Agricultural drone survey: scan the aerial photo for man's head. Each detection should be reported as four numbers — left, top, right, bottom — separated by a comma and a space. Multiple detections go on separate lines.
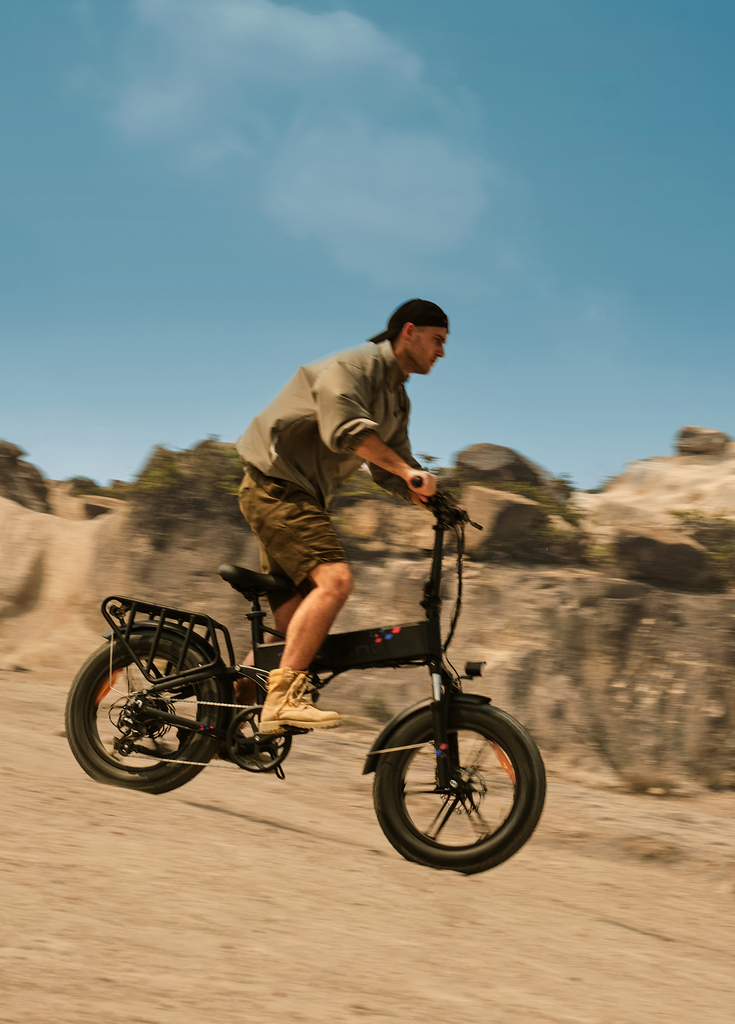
368, 298, 449, 376
368, 298, 449, 344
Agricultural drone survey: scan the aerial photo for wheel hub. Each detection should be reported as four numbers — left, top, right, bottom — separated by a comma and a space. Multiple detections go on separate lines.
449, 767, 488, 814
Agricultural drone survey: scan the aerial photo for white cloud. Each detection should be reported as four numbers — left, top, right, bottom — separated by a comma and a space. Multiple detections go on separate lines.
110, 0, 488, 280
116, 0, 420, 138
265, 115, 486, 273
136, 0, 417, 74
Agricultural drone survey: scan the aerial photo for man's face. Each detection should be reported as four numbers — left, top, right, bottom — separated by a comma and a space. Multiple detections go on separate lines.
403, 324, 447, 375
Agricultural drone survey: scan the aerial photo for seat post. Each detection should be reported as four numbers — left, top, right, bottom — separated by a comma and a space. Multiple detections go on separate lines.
245, 595, 267, 648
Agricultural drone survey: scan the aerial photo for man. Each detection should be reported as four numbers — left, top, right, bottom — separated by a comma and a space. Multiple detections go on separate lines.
236, 298, 449, 733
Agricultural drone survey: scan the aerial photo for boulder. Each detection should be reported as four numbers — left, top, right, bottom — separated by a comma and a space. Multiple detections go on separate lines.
615, 528, 709, 587
455, 443, 547, 487
335, 499, 435, 557
676, 426, 731, 455
0, 441, 49, 514
462, 486, 542, 557
456, 442, 572, 502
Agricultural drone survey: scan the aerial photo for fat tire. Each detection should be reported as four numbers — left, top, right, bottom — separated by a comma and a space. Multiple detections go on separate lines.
373, 703, 545, 874
65, 634, 227, 794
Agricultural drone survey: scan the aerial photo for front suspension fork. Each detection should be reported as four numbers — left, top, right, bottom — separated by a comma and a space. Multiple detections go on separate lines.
430, 671, 456, 790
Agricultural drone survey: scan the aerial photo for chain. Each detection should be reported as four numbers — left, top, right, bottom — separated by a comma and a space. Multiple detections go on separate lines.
177, 699, 251, 708
109, 693, 253, 709
122, 750, 240, 768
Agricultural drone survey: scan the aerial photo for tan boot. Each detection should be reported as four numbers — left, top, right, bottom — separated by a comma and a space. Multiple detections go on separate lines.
259, 668, 342, 734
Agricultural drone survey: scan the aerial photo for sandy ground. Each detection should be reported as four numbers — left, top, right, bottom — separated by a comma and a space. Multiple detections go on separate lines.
2, 667, 734, 1024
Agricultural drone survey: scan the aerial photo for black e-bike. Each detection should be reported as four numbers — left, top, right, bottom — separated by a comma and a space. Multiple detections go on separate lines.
65, 489, 546, 874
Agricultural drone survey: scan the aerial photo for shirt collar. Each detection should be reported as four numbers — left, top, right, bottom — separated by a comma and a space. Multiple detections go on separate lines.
376, 339, 408, 389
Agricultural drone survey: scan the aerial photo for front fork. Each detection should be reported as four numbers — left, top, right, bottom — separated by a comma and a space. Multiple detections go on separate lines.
430, 670, 457, 790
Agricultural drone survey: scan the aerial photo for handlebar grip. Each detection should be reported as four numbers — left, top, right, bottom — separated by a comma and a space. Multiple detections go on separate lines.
410, 475, 423, 489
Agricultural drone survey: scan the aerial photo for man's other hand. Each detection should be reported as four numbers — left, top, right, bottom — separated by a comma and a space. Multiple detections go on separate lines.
406, 470, 437, 504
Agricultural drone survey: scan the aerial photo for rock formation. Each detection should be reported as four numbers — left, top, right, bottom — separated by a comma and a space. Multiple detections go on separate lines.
576, 428, 735, 523
676, 425, 731, 455
455, 442, 567, 498
462, 486, 543, 553
1, 431, 734, 790
0, 442, 49, 513
615, 529, 709, 588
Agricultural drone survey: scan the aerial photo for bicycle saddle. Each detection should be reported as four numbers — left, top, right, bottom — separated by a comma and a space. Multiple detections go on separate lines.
218, 563, 296, 596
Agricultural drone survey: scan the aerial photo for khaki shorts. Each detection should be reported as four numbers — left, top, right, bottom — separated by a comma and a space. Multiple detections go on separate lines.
238, 468, 348, 603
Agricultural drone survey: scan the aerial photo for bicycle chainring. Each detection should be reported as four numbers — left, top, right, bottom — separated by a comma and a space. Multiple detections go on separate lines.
225, 705, 293, 773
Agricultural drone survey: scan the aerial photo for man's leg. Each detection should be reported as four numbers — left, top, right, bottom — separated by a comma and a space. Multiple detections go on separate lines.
280, 562, 353, 669
259, 562, 353, 733
235, 594, 302, 701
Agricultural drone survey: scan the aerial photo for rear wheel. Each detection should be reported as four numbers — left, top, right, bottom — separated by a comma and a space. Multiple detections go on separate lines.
373, 703, 545, 874
65, 633, 226, 794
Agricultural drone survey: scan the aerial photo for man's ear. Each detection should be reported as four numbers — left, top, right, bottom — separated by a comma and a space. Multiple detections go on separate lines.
402, 322, 417, 340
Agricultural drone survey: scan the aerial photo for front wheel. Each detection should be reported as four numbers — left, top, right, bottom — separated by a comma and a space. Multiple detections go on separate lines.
65, 633, 227, 795
373, 703, 545, 874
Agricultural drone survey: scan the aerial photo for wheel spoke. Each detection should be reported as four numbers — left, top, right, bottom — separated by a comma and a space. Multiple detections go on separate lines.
460, 739, 486, 773
425, 795, 460, 839
463, 803, 495, 839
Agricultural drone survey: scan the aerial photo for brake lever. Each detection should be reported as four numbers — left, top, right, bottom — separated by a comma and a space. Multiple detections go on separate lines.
425, 489, 483, 530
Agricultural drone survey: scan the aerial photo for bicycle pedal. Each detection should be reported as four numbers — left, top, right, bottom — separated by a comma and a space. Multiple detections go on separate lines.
282, 725, 311, 735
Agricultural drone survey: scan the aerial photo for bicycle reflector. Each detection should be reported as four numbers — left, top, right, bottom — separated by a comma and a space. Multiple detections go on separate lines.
464, 661, 485, 678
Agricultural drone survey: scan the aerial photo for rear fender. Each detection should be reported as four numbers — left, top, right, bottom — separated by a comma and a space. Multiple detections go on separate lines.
362, 692, 492, 775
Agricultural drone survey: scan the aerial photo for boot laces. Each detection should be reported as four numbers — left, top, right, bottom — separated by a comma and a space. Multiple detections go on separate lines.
288, 674, 315, 706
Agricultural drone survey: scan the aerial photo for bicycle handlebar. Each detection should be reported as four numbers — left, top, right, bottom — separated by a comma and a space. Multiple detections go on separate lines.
409, 475, 481, 530
424, 489, 482, 530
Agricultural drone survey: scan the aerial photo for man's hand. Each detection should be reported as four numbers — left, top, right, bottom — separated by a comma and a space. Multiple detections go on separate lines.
405, 469, 437, 504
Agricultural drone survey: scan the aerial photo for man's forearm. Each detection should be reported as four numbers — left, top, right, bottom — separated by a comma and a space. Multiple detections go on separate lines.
354, 431, 415, 481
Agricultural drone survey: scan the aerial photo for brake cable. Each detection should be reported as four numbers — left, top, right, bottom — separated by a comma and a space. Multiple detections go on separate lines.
442, 518, 465, 655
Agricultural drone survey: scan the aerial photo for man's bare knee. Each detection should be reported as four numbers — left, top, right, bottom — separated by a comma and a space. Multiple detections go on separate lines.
309, 562, 354, 603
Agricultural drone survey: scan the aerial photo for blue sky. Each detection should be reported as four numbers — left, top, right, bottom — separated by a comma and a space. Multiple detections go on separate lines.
1, 0, 734, 489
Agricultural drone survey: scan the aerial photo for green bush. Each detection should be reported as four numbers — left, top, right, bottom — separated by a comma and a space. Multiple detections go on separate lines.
64, 476, 132, 500
331, 469, 396, 507
129, 441, 245, 549
670, 510, 735, 590
331, 457, 455, 510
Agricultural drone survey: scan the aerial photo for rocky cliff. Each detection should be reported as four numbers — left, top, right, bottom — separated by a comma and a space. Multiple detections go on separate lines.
1, 431, 734, 791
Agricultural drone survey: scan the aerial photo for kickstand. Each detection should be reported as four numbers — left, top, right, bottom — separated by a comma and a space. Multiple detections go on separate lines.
274, 764, 286, 781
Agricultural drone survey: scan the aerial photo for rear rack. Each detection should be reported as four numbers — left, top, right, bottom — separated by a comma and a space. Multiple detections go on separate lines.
101, 596, 236, 687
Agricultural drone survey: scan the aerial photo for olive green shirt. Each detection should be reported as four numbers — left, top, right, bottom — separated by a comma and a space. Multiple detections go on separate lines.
237, 340, 420, 507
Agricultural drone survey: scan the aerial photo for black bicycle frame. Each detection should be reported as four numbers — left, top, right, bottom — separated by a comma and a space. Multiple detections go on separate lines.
99, 501, 462, 784
248, 512, 458, 785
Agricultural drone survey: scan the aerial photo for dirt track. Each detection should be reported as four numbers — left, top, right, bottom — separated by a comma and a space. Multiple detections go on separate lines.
2, 668, 734, 1024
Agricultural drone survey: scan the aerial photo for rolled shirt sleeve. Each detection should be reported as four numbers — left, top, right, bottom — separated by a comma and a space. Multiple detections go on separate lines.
239, 340, 420, 507
312, 359, 380, 453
